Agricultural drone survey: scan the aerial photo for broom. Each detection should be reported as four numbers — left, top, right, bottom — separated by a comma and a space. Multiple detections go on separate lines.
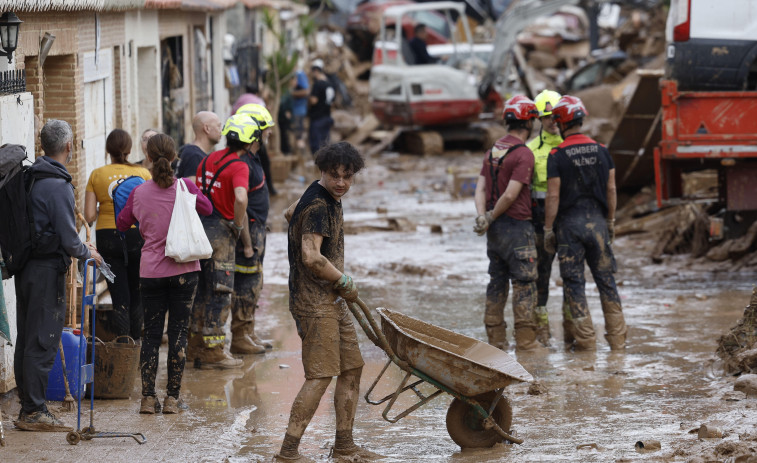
59, 337, 76, 411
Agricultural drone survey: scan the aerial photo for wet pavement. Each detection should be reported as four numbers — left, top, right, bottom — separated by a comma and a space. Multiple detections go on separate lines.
1, 151, 755, 462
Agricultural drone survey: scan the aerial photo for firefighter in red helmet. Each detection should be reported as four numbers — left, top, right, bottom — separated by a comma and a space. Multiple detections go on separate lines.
473, 95, 544, 352
544, 95, 627, 351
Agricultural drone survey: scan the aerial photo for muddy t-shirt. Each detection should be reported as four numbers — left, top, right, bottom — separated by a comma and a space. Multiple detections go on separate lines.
288, 181, 344, 318
547, 133, 614, 216
479, 134, 534, 221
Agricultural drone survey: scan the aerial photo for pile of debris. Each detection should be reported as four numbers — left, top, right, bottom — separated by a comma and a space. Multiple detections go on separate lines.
716, 288, 757, 375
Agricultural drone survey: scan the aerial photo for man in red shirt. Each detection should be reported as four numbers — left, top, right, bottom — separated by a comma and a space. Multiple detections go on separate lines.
190, 114, 257, 369
473, 95, 542, 352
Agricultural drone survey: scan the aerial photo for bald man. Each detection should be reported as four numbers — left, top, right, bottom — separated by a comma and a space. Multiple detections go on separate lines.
177, 111, 223, 182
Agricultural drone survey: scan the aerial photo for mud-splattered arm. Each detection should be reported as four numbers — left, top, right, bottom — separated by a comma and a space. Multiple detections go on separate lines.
490, 179, 523, 221
474, 175, 487, 216
544, 177, 560, 229
301, 233, 342, 282
606, 168, 616, 221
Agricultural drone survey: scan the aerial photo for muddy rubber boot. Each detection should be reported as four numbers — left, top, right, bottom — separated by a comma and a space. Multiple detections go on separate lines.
571, 317, 597, 351
605, 334, 626, 351
485, 323, 508, 350
194, 346, 243, 369
533, 306, 551, 347
230, 331, 266, 355
514, 327, 547, 352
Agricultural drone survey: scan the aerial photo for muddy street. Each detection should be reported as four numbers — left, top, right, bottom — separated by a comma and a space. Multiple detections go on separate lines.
1, 151, 755, 462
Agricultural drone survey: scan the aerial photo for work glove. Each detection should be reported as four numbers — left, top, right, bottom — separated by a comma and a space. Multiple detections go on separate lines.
473, 211, 494, 236
544, 227, 556, 255
334, 273, 359, 303
607, 219, 616, 244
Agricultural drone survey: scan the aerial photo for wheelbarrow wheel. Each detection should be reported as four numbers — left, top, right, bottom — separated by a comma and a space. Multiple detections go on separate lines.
66, 431, 81, 445
445, 391, 513, 449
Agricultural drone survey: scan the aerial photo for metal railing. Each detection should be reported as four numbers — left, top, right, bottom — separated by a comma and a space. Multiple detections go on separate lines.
0, 70, 25, 96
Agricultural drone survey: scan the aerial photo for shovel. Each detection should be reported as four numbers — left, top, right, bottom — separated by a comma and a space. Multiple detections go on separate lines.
59, 338, 76, 412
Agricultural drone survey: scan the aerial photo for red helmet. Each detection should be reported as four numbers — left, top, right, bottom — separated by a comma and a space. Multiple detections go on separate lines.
551, 95, 588, 124
503, 95, 539, 121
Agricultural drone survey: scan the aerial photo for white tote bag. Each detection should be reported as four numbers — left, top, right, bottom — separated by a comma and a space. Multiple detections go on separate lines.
165, 179, 213, 262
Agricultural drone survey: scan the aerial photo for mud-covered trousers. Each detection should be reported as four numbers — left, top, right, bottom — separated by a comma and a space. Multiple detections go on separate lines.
96, 228, 143, 340
192, 215, 237, 346
14, 258, 66, 413
140, 272, 198, 398
556, 200, 627, 349
484, 215, 538, 342
232, 220, 266, 333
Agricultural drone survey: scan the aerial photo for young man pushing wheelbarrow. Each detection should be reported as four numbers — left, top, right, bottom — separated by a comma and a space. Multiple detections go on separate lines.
276, 141, 381, 461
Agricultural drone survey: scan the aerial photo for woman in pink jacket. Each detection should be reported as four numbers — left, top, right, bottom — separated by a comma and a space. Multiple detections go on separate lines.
117, 134, 212, 414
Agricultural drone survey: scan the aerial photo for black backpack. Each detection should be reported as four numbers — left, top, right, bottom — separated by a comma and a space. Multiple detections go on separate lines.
0, 145, 66, 279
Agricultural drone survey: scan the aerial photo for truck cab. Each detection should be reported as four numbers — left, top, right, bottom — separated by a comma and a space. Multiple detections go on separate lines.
666, 0, 757, 90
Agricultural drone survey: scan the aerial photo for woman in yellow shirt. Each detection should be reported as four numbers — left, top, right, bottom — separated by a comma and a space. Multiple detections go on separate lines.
85, 129, 152, 342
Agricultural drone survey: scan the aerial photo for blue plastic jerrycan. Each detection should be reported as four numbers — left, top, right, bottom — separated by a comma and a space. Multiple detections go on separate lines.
46, 328, 86, 401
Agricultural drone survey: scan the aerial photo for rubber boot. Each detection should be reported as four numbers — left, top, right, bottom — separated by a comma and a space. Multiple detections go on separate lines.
562, 300, 575, 346
230, 327, 266, 355
485, 323, 508, 350
195, 335, 243, 369
514, 327, 546, 352
603, 301, 627, 351
571, 316, 597, 351
533, 306, 551, 347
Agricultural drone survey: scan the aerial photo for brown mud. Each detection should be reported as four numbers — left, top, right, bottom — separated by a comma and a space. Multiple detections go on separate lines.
0, 151, 754, 461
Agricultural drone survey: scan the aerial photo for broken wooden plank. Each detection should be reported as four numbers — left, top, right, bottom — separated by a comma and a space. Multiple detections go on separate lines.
346, 114, 380, 145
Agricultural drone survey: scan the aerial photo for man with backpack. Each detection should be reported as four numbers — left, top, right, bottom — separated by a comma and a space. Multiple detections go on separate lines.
189, 114, 256, 369
473, 96, 543, 352
9, 120, 102, 431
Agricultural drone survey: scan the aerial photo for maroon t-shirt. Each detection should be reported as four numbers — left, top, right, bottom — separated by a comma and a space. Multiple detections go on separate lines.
479, 134, 534, 221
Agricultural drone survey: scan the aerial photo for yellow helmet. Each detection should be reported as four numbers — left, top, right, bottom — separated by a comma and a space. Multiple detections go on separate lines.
236, 103, 275, 130
222, 113, 261, 144
534, 89, 562, 117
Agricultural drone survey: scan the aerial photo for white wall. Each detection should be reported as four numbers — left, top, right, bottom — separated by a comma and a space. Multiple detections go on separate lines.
0, 91, 34, 392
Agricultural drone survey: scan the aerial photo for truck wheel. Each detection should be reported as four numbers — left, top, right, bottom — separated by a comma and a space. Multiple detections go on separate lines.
445, 391, 513, 449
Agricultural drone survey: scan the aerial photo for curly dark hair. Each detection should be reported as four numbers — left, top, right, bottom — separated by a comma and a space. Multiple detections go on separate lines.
314, 141, 365, 176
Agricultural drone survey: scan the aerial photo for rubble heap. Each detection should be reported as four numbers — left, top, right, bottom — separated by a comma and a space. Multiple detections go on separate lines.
717, 288, 757, 375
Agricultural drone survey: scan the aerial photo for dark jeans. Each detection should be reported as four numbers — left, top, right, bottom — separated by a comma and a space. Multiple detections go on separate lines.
484, 216, 538, 330
232, 220, 266, 332
97, 228, 143, 340
140, 272, 199, 398
14, 259, 66, 413
192, 215, 236, 338
532, 199, 557, 307
308, 116, 333, 155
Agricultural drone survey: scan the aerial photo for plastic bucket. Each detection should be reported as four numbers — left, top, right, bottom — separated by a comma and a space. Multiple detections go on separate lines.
92, 336, 140, 399
46, 329, 86, 401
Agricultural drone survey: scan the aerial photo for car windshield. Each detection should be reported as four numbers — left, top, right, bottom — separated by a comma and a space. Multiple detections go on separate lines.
408, 10, 451, 39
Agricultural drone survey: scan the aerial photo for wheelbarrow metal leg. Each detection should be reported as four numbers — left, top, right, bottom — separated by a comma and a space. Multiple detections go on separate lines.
487, 388, 505, 416
382, 370, 444, 423
366, 359, 425, 406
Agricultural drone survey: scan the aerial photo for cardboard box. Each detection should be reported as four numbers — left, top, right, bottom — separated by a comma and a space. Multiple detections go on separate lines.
451, 170, 479, 198
270, 156, 293, 183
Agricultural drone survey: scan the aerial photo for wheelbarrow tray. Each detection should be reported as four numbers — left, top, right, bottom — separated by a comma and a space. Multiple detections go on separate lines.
378, 308, 533, 397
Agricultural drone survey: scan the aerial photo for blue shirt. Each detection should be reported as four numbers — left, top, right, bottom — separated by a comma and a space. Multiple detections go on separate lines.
293, 71, 309, 117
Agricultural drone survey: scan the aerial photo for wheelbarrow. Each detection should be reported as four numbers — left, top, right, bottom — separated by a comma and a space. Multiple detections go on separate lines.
348, 298, 533, 448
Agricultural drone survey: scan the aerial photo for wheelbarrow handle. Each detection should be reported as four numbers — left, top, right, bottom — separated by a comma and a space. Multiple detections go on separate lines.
350, 298, 405, 368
